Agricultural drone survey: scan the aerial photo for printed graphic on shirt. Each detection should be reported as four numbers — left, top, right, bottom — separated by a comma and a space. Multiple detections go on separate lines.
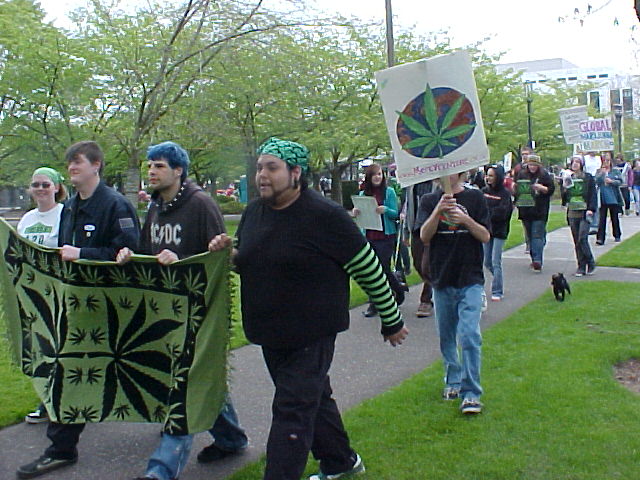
438, 203, 469, 233
151, 222, 182, 247
23, 222, 53, 245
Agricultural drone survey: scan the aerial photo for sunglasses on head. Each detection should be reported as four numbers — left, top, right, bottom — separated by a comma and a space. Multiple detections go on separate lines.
31, 182, 52, 188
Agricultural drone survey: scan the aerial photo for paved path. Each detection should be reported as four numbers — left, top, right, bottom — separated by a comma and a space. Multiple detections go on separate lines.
2, 215, 640, 480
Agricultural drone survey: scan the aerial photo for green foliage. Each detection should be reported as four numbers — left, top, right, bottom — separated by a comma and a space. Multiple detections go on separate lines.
219, 201, 245, 215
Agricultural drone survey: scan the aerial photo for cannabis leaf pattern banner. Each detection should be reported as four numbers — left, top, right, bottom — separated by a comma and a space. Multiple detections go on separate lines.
0, 219, 230, 435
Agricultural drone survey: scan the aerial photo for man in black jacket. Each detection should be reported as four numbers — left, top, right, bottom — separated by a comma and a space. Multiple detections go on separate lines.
514, 155, 556, 272
18, 141, 140, 479
117, 141, 247, 480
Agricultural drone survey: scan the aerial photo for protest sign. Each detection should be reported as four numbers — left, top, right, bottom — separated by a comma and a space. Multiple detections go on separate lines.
375, 51, 489, 188
558, 105, 588, 145
0, 219, 229, 434
576, 117, 615, 151
351, 195, 383, 231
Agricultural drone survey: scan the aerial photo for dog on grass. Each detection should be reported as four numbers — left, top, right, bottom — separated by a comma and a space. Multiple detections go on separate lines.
551, 273, 571, 302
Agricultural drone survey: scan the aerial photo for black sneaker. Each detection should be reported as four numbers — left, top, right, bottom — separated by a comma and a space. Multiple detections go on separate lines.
24, 407, 48, 424
362, 304, 377, 317
586, 264, 596, 275
197, 443, 239, 463
17, 455, 77, 479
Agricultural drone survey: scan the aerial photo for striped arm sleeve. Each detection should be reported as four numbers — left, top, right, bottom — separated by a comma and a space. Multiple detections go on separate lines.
343, 243, 404, 336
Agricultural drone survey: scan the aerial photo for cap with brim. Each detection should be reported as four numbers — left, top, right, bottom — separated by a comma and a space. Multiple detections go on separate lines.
527, 155, 542, 165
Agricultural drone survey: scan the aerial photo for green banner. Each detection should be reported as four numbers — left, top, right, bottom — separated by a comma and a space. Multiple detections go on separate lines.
0, 219, 230, 435
516, 179, 535, 208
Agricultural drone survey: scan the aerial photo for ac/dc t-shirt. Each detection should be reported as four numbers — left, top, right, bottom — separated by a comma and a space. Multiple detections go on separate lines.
416, 187, 490, 289
234, 188, 367, 349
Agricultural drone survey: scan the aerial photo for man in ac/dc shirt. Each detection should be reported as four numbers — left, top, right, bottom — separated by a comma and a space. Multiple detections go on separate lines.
117, 141, 248, 480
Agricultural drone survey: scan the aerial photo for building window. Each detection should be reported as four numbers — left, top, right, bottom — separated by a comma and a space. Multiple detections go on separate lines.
623, 89, 633, 113
589, 91, 600, 112
599, 74, 609, 78
610, 89, 621, 107
587, 75, 597, 79
569, 76, 578, 80
557, 78, 566, 81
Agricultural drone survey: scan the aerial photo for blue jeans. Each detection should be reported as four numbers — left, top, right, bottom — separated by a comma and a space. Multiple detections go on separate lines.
522, 219, 546, 264
433, 284, 483, 400
483, 237, 505, 297
146, 397, 248, 480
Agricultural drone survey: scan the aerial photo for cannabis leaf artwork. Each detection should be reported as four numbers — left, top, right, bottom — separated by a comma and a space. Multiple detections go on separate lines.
0, 222, 231, 434
396, 83, 476, 159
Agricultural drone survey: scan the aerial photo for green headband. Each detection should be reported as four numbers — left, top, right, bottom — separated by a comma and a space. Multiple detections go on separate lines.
257, 137, 309, 173
33, 167, 64, 185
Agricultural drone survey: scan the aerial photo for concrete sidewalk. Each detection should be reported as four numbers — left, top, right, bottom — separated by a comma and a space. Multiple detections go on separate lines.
2, 215, 640, 480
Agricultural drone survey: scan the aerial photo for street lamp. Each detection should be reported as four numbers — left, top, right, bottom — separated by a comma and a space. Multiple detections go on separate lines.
613, 103, 623, 153
525, 82, 534, 149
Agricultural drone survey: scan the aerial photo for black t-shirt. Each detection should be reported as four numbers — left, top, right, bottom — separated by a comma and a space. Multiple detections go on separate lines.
417, 187, 490, 289
235, 189, 367, 349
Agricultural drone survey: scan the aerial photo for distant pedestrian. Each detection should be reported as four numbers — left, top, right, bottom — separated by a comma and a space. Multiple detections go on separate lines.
632, 159, 640, 216
614, 153, 632, 215
561, 156, 597, 276
514, 155, 555, 272
208, 137, 408, 480
353, 163, 405, 317
418, 171, 490, 414
595, 155, 623, 245
481, 165, 513, 301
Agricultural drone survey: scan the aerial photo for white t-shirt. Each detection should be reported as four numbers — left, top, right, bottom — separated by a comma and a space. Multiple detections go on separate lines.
17, 204, 64, 247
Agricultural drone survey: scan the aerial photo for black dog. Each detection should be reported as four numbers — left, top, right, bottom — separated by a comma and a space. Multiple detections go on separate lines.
551, 273, 571, 302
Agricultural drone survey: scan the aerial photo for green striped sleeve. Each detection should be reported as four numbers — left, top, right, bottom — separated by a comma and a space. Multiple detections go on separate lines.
344, 243, 403, 334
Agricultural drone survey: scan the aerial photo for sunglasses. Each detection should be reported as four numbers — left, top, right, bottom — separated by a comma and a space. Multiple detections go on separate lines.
31, 182, 52, 188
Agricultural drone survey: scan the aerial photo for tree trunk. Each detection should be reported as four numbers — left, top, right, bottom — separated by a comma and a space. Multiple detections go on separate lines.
330, 167, 343, 206
123, 166, 141, 208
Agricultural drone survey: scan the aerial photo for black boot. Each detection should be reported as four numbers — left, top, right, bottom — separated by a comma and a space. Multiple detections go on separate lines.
363, 304, 377, 317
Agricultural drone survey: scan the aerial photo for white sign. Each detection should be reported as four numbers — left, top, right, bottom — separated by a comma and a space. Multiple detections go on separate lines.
351, 196, 383, 231
375, 51, 489, 187
558, 105, 588, 144
576, 117, 615, 152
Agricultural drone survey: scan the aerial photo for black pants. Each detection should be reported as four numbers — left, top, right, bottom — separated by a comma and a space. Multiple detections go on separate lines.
262, 336, 355, 480
369, 236, 403, 298
45, 422, 85, 460
410, 231, 433, 305
597, 204, 621, 243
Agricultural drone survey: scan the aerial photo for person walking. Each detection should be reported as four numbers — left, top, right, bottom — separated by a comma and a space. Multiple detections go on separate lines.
116, 141, 248, 480
632, 159, 640, 216
17, 167, 67, 425
514, 154, 555, 272
481, 165, 512, 301
17, 141, 140, 479
353, 163, 405, 317
595, 155, 623, 245
208, 137, 408, 480
418, 171, 490, 414
561, 156, 597, 276
614, 153, 632, 215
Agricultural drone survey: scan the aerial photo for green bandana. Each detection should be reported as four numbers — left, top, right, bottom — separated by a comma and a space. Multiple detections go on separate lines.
257, 137, 309, 173
33, 167, 64, 185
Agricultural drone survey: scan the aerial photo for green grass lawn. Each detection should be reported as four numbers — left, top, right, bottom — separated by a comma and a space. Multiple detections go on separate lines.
0, 211, 570, 428
596, 231, 640, 268
503, 210, 567, 251
227, 281, 640, 479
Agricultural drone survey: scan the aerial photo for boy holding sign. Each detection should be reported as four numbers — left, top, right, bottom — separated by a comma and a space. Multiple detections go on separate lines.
418, 171, 490, 414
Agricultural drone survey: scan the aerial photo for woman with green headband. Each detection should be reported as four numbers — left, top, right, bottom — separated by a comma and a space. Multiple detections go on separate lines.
17, 167, 67, 425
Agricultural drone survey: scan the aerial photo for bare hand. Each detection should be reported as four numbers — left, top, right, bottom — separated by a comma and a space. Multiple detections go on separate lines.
116, 247, 134, 265
59, 245, 81, 262
436, 193, 457, 215
447, 206, 470, 226
352, 208, 361, 217
157, 249, 179, 265
208, 233, 232, 252
605, 177, 613, 185
375, 205, 386, 215
384, 326, 409, 347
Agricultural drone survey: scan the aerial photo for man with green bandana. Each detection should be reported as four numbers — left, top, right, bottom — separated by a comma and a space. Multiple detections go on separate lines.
208, 137, 408, 480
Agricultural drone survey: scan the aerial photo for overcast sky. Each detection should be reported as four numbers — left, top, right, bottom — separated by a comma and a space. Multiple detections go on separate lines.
39, 0, 640, 73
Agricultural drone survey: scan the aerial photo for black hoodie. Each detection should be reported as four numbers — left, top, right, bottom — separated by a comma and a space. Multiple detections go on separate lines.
141, 179, 225, 258
481, 166, 513, 239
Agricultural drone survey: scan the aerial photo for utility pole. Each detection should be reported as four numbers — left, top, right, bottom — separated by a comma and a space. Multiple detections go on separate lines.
525, 82, 533, 149
385, 0, 395, 68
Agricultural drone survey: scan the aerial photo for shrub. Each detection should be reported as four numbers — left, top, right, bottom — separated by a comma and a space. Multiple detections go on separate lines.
219, 200, 245, 215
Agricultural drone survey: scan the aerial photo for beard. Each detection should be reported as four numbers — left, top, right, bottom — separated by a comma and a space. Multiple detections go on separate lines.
262, 172, 298, 206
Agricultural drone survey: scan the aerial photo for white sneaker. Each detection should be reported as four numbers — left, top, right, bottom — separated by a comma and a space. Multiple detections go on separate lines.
481, 291, 488, 312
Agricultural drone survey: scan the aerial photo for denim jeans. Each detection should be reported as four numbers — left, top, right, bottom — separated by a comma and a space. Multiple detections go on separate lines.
522, 219, 546, 264
633, 186, 640, 215
433, 284, 483, 400
146, 397, 248, 480
483, 237, 505, 297
568, 215, 594, 272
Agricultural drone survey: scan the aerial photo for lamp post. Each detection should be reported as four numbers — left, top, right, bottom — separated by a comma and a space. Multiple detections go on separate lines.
385, 0, 395, 68
613, 103, 623, 154
525, 82, 534, 148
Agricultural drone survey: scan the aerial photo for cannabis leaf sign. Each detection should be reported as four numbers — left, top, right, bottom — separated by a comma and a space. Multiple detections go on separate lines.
0, 223, 230, 435
396, 83, 476, 159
